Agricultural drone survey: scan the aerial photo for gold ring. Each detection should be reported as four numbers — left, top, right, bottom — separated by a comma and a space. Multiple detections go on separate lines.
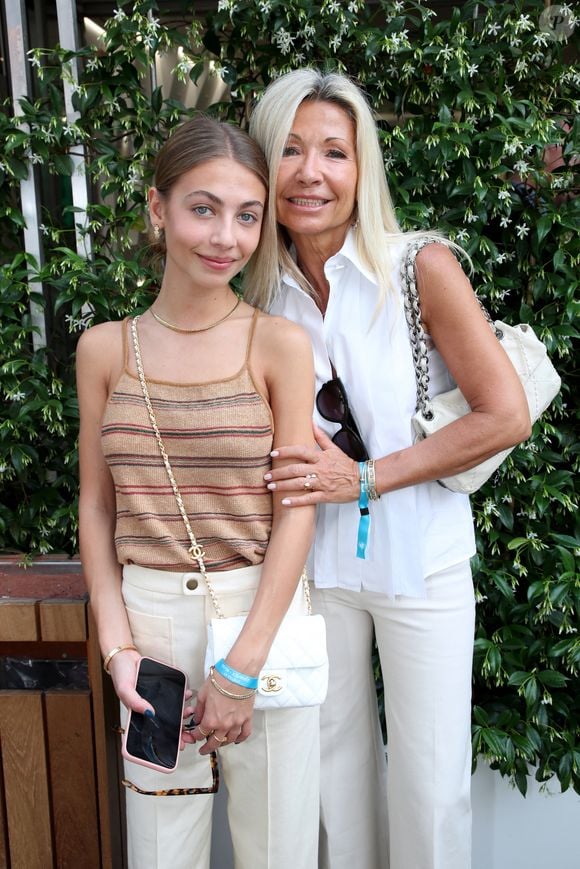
212, 733, 228, 744
198, 725, 212, 738
303, 473, 316, 490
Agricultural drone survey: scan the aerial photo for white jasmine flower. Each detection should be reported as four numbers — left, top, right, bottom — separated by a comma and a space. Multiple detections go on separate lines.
498, 189, 511, 201
487, 22, 501, 37
113, 8, 127, 21
513, 160, 529, 174
516, 223, 530, 238
515, 58, 528, 76
11, 391, 26, 402
274, 28, 295, 54
467, 63, 479, 76
515, 13, 533, 33
437, 45, 454, 62
504, 138, 522, 156
499, 216, 511, 229
329, 35, 342, 52
456, 228, 469, 243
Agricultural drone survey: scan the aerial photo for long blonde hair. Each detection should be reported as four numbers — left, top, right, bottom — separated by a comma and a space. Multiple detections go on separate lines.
246, 68, 445, 310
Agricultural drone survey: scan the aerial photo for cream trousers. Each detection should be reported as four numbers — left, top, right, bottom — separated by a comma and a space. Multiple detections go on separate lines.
121, 564, 319, 869
314, 559, 475, 869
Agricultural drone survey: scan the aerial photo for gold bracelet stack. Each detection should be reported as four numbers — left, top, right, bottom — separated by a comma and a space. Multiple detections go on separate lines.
360, 460, 380, 501
209, 666, 256, 700
103, 644, 138, 675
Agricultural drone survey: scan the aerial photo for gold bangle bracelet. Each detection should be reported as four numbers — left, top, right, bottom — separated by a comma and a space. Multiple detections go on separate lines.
103, 644, 138, 675
209, 667, 256, 701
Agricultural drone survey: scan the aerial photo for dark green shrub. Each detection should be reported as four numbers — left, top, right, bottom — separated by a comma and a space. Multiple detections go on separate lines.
0, 0, 577, 792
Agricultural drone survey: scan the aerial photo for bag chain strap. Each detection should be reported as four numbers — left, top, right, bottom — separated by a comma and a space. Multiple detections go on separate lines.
401, 240, 500, 420
130, 315, 311, 618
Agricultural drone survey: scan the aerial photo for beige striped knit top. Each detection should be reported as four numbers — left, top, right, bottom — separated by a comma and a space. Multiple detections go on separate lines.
101, 310, 273, 571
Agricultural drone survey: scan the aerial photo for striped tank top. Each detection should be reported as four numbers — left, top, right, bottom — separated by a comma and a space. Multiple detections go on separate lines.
101, 310, 274, 571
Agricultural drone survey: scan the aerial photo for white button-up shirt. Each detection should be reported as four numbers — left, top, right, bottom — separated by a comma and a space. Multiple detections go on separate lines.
270, 230, 475, 598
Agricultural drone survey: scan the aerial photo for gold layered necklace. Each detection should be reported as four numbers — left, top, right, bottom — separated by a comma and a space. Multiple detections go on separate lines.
150, 296, 241, 334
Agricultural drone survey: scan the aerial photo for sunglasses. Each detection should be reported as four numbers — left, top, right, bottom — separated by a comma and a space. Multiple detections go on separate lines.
316, 377, 369, 462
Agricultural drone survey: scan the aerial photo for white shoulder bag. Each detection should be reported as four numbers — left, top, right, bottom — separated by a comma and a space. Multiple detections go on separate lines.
402, 240, 561, 495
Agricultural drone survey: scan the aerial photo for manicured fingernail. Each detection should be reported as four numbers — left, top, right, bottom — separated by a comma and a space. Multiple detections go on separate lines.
144, 709, 155, 718
270, 450, 279, 457
267, 482, 276, 490
264, 473, 272, 480
281, 498, 291, 505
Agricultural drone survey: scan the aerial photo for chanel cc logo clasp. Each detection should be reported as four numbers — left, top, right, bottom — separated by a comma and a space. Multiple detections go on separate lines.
189, 543, 206, 560
260, 674, 283, 694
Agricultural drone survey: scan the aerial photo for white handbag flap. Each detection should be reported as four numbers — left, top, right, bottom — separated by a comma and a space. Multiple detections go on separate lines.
206, 613, 328, 671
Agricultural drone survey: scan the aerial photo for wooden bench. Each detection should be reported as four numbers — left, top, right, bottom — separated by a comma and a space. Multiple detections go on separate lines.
0, 558, 125, 868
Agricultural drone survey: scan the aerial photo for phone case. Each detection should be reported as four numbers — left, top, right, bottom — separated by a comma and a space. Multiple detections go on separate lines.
121, 656, 188, 774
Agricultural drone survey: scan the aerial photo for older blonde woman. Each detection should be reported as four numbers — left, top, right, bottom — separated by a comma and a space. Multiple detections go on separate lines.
247, 69, 530, 869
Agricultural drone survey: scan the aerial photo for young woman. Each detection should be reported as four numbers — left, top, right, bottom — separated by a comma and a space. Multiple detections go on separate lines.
76, 116, 318, 869
248, 69, 531, 869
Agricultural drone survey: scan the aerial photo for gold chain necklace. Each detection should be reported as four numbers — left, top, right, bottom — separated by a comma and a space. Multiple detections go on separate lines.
150, 296, 241, 334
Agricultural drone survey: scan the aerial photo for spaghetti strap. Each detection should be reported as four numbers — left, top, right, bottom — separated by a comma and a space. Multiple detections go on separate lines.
244, 307, 261, 365
122, 317, 132, 371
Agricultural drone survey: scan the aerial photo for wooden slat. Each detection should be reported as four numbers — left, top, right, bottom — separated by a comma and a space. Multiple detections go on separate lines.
87, 604, 125, 868
0, 600, 38, 641
0, 754, 8, 869
45, 692, 100, 868
0, 692, 53, 868
39, 599, 87, 642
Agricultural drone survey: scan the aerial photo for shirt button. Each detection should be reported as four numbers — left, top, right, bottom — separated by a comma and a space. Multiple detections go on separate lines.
185, 577, 198, 591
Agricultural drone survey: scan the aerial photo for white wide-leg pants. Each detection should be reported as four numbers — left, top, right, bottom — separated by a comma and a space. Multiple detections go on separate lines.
120, 564, 320, 869
314, 559, 475, 869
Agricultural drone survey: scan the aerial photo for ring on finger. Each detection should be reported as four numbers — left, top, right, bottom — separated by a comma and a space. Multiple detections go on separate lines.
197, 725, 212, 738
303, 473, 317, 490
211, 733, 228, 744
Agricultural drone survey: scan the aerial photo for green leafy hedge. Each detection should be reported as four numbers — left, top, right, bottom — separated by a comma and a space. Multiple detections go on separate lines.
0, 0, 577, 793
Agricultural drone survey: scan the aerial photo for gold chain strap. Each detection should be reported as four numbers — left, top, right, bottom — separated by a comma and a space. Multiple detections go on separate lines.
130, 316, 311, 617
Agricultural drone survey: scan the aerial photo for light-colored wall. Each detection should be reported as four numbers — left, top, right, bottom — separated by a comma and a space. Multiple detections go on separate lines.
211, 762, 580, 868
472, 763, 579, 869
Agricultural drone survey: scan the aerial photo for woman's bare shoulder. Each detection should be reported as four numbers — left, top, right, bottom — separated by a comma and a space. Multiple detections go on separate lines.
76, 320, 127, 389
254, 310, 312, 354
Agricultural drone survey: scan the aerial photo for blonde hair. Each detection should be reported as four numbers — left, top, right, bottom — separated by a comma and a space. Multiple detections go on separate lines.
246, 69, 447, 309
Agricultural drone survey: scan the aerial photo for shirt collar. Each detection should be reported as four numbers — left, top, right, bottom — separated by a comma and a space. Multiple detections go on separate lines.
280, 228, 379, 295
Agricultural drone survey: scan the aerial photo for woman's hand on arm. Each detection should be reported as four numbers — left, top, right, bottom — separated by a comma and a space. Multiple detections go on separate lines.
263, 423, 360, 506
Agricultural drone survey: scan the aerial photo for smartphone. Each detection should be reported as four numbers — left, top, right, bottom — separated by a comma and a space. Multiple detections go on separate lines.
122, 656, 188, 774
